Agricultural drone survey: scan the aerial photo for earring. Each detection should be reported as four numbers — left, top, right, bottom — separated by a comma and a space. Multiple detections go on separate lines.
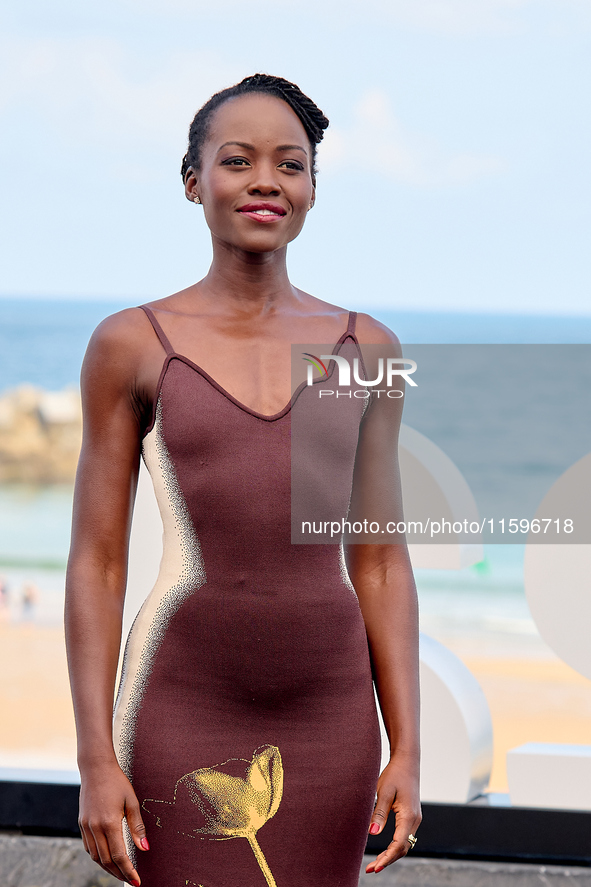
193, 195, 201, 204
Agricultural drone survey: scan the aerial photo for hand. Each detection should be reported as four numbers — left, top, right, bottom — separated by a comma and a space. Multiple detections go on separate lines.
78, 759, 149, 885
365, 754, 422, 874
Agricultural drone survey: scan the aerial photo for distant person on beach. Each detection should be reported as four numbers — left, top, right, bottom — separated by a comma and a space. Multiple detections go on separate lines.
65, 73, 421, 887
21, 582, 38, 622
0, 576, 9, 622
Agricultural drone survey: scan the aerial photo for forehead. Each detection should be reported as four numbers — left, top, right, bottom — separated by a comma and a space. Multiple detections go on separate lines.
205, 93, 310, 154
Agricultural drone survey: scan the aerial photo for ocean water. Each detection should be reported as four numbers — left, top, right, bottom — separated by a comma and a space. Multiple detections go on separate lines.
0, 299, 130, 391
1, 298, 589, 648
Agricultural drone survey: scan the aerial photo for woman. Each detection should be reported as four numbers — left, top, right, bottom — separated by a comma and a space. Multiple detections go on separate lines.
65, 73, 421, 887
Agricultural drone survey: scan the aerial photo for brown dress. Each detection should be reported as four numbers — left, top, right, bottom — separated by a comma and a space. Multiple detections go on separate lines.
113, 305, 381, 887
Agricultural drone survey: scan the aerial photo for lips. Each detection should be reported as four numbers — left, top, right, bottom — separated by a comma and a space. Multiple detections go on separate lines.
237, 202, 287, 223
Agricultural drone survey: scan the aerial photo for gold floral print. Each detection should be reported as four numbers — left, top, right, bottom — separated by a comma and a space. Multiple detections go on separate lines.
143, 744, 283, 887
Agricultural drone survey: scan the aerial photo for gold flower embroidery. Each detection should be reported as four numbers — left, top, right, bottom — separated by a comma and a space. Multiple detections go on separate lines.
143, 744, 283, 887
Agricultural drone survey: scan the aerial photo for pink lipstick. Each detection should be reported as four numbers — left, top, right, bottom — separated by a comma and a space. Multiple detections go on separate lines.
237, 202, 287, 223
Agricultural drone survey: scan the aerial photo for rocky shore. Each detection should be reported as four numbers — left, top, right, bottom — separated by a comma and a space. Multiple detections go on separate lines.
0, 386, 82, 483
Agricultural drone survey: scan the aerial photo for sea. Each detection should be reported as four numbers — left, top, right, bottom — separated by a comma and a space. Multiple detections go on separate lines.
1, 298, 590, 655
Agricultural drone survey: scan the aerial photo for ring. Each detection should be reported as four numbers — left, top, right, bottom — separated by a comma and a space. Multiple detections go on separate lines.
407, 833, 417, 849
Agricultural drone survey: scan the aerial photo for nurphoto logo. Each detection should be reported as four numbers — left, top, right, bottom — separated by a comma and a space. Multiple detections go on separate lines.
302, 353, 417, 398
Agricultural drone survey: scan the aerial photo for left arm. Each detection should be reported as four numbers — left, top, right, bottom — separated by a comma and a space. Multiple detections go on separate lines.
346, 544, 421, 873
345, 318, 422, 873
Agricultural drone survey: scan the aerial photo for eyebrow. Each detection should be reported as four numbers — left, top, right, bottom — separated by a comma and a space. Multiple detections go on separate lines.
217, 141, 254, 153
277, 144, 308, 154
217, 141, 308, 155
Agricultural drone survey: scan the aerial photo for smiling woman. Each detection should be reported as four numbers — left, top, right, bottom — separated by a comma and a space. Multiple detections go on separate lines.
180, 75, 325, 268
64, 73, 421, 887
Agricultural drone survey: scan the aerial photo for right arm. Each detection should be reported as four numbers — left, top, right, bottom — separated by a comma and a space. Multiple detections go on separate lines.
64, 310, 155, 885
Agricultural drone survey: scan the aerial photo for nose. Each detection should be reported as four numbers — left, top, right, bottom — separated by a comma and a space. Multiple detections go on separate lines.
247, 161, 281, 197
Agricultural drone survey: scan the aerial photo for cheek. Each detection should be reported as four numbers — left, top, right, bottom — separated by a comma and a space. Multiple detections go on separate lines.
282, 175, 312, 211
204, 173, 234, 206
201, 177, 237, 230
291, 190, 314, 224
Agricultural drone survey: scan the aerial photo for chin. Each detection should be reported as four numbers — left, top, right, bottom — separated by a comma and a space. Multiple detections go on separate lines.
231, 233, 291, 254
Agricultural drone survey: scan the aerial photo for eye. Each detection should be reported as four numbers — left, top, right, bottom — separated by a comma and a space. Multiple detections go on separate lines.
278, 160, 304, 171
221, 157, 251, 166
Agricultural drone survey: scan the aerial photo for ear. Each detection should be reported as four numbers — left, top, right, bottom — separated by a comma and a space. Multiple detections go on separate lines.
184, 167, 201, 204
308, 184, 316, 211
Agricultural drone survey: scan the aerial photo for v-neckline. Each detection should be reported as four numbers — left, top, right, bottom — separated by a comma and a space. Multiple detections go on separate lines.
161, 327, 356, 422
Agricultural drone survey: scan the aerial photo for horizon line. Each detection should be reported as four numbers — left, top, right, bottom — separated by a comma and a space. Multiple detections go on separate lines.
1, 294, 591, 321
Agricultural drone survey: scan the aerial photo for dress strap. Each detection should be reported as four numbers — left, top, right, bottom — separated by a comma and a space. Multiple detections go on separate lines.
138, 305, 175, 355
346, 311, 357, 336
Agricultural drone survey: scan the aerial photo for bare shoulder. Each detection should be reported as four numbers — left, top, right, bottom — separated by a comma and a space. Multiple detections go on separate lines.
355, 312, 402, 349
293, 289, 350, 326
81, 306, 161, 390
295, 291, 402, 347
139, 288, 195, 315
85, 306, 155, 361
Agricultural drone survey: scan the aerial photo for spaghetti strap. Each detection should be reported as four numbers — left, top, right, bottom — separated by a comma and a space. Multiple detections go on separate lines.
346, 311, 357, 336
138, 305, 175, 356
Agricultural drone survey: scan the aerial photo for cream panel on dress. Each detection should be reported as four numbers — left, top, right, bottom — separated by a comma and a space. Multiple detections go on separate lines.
113, 398, 207, 781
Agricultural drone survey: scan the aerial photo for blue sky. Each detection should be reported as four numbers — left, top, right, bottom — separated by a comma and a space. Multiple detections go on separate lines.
1, 0, 590, 313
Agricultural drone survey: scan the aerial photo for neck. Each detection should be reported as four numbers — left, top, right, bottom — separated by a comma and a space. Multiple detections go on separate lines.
197, 237, 297, 317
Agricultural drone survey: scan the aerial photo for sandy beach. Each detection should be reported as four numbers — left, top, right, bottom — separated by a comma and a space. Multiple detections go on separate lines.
463, 653, 591, 791
1, 622, 590, 793
0, 623, 77, 769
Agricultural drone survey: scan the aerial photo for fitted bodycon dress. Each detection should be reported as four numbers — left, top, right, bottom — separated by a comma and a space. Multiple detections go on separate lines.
112, 305, 382, 887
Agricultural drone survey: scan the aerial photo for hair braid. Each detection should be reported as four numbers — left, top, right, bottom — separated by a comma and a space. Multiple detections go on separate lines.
180, 73, 329, 184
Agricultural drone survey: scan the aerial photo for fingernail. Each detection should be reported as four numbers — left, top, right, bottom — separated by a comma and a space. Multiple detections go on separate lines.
375, 865, 384, 873
140, 837, 150, 850
130, 880, 140, 886
369, 822, 380, 835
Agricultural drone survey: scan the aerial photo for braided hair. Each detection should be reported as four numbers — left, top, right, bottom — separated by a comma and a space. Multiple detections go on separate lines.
180, 74, 329, 185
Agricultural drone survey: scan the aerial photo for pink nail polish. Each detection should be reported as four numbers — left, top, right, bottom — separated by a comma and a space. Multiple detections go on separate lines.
369, 822, 380, 835
140, 837, 150, 850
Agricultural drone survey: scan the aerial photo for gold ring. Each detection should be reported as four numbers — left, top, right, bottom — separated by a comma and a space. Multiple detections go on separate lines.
407, 833, 417, 849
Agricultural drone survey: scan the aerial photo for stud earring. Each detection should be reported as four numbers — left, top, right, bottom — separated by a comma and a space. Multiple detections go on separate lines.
194, 195, 201, 204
